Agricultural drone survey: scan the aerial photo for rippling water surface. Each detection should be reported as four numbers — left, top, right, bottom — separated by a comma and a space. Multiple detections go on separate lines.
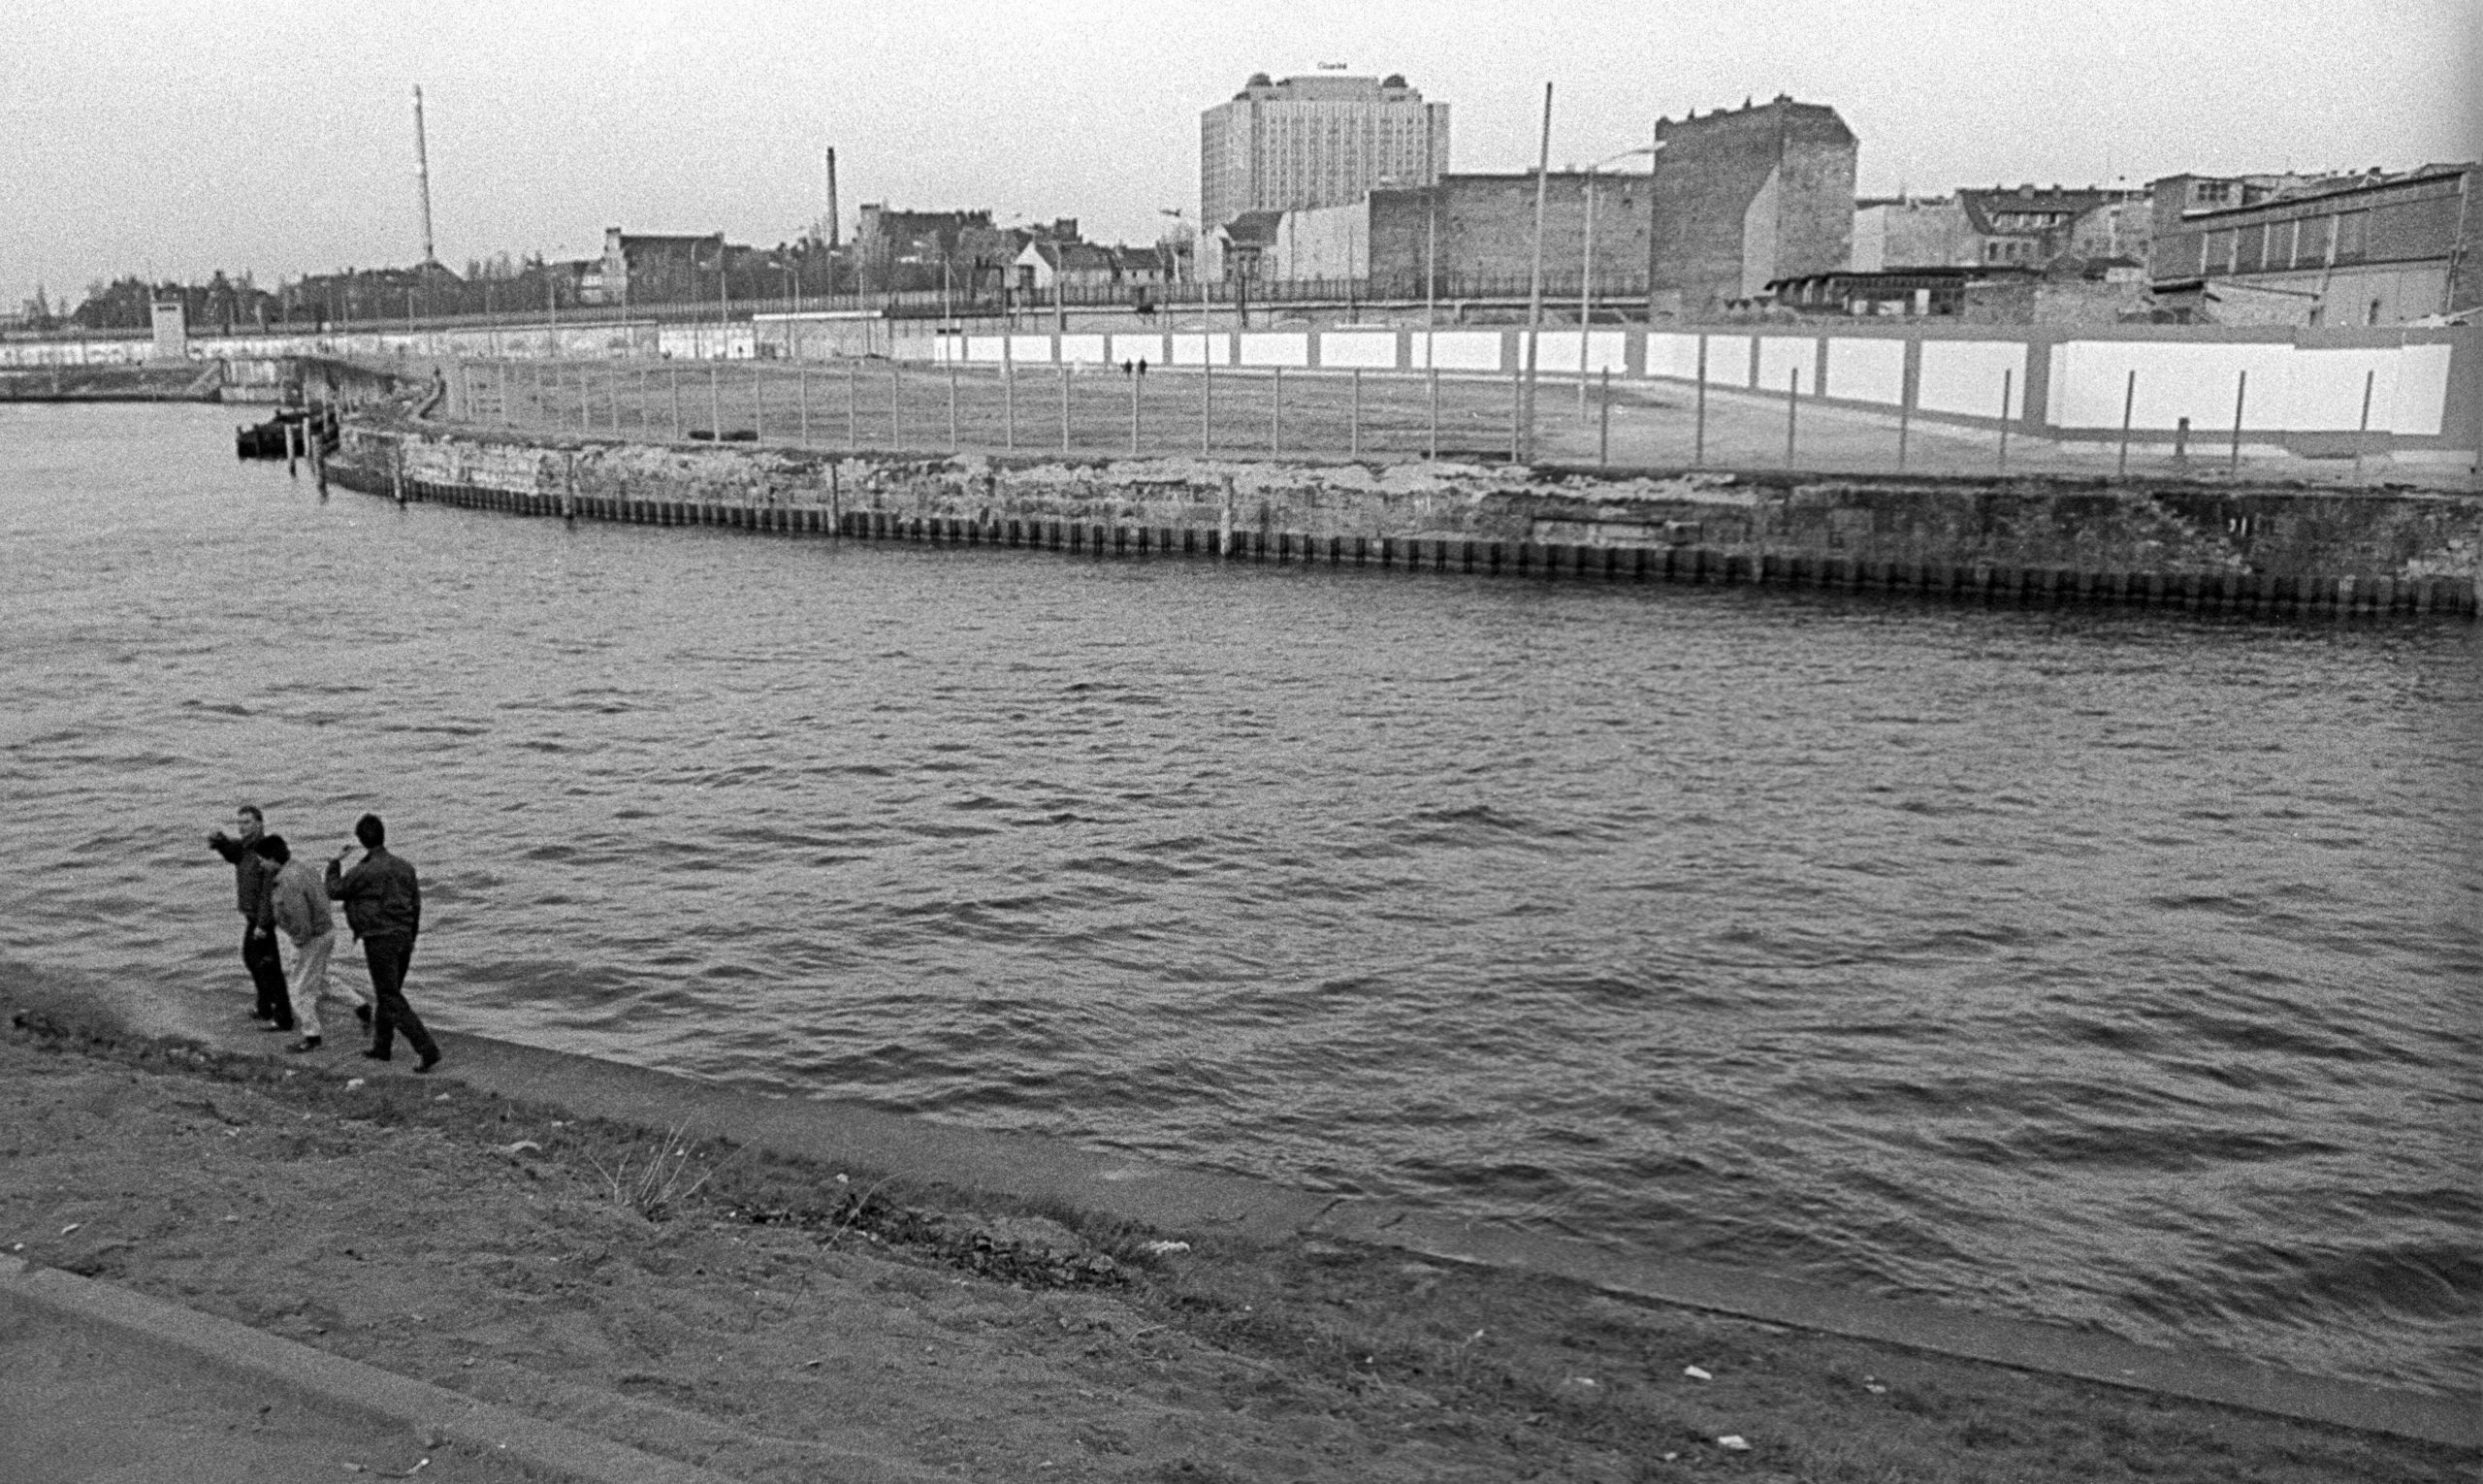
5, 403, 2477, 1395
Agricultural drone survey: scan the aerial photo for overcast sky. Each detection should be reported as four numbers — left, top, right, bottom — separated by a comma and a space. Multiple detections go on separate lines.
2, 0, 2475, 309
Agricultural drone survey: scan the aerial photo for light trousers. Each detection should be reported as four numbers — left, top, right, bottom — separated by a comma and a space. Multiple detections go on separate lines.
280, 929, 360, 1039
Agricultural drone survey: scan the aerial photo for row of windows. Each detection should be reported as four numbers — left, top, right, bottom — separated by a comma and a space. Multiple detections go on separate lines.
2198, 211, 2370, 274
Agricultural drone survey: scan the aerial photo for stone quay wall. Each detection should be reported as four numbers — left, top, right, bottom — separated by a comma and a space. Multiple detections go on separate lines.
328, 417, 2481, 617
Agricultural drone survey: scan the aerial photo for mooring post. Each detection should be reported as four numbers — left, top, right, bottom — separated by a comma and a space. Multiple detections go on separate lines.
2230, 369, 2248, 473
2114, 368, 2134, 476
1693, 336, 1709, 468
285, 418, 299, 478
1598, 368, 1612, 466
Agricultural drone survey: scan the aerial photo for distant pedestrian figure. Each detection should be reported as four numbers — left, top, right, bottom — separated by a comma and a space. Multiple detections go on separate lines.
326, 814, 440, 1073
253, 834, 364, 1052
208, 805, 291, 1030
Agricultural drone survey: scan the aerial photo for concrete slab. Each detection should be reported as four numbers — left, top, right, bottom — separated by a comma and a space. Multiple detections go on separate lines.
0, 1256, 745, 1484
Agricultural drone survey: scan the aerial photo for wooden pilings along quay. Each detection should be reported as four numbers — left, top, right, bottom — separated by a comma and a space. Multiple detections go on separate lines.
329, 464, 2479, 620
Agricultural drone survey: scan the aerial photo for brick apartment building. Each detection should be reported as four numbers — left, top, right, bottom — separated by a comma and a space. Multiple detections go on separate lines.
1647, 95, 1857, 315
2144, 164, 2477, 325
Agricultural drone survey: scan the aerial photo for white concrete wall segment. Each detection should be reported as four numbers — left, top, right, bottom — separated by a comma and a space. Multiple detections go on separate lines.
1169, 332, 1232, 366
1107, 333, 1166, 366
1237, 332, 1310, 368
1412, 331, 1504, 372
1756, 336, 1818, 394
1824, 337, 1906, 404
1058, 333, 1107, 365
0, 1255, 775, 1484
1701, 334, 1754, 388
2389, 342, 2454, 436
1918, 339, 2025, 419
1529, 331, 1628, 375
1645, 332, 1702, 380
1317, 331, 1399, 370
1008, 334, 1055, 364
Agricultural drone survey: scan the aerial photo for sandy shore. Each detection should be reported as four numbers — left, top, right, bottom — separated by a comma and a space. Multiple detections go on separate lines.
0, 989, 2467, 1482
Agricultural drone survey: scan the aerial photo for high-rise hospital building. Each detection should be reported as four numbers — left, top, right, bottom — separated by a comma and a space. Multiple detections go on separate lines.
1201, 72, 1449, 278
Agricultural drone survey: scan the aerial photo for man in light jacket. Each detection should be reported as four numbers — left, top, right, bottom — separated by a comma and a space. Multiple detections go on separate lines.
253, 833, 367, 1052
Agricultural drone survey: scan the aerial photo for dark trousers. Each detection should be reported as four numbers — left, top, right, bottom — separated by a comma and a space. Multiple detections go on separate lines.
360, 934, 437, 1061
242, 922, 291, 1027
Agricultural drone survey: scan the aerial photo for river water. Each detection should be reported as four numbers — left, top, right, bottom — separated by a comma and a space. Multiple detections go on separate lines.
4, 403, 2476, 1396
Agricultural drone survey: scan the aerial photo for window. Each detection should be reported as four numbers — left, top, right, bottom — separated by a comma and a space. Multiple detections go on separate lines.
2334, 211, 2369, 264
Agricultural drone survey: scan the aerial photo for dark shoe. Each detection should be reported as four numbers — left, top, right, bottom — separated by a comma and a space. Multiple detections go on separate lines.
286, 1037, 322, 1053
261, 1021, 295, 1033
362, 1048, 392, 1062
413, 1052, 441, 1075
354, 1005, 372, 1026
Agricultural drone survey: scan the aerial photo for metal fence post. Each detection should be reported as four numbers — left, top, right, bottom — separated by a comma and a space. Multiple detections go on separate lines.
1271, 366, 1283, 457
1507, 355, 1522, 463
1428, 367, 1439, 460
708, 364, 722, 439
669, 367, 681, 440
797, 368, 809, 445
948, 359, 959, 450
2230, 369, 2248, 473
1350, 368, 1362, 458
2112, 368, 2132, 476
637, 368, 649, 437
752, 364, 763, 442
1005, 352, 1016, 451
2000, 368, 2017, 474
1693, 336, 1709, 468
1896, 353, 1913, 472
891, 361, 902, 449
1200, 353, 1211, 456
1128, 363, 1141, 455
1785, 365, 1799, 468
847, 361, 858, 448
2353, 367, 2375, 483
1598, 368, 1611, 466
1059, 364, 1070, 453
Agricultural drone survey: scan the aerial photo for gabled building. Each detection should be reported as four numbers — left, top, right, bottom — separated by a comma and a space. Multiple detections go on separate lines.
1955, 185, 2147, 269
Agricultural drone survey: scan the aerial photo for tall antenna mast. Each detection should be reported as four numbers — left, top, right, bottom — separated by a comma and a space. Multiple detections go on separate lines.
412, 84, 437, 266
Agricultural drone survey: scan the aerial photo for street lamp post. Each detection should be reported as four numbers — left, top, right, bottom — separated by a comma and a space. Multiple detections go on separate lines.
1578, 145, 1660, 419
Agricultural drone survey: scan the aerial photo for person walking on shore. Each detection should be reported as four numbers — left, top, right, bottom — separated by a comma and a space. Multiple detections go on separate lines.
325, 814, 440, 1073
208, 805, 291, 1031
253, 834, 365, 1052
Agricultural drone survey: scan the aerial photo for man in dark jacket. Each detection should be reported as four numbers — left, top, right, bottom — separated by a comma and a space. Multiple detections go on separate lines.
208, 805, 292, 1031
325, 813, 440, 1073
